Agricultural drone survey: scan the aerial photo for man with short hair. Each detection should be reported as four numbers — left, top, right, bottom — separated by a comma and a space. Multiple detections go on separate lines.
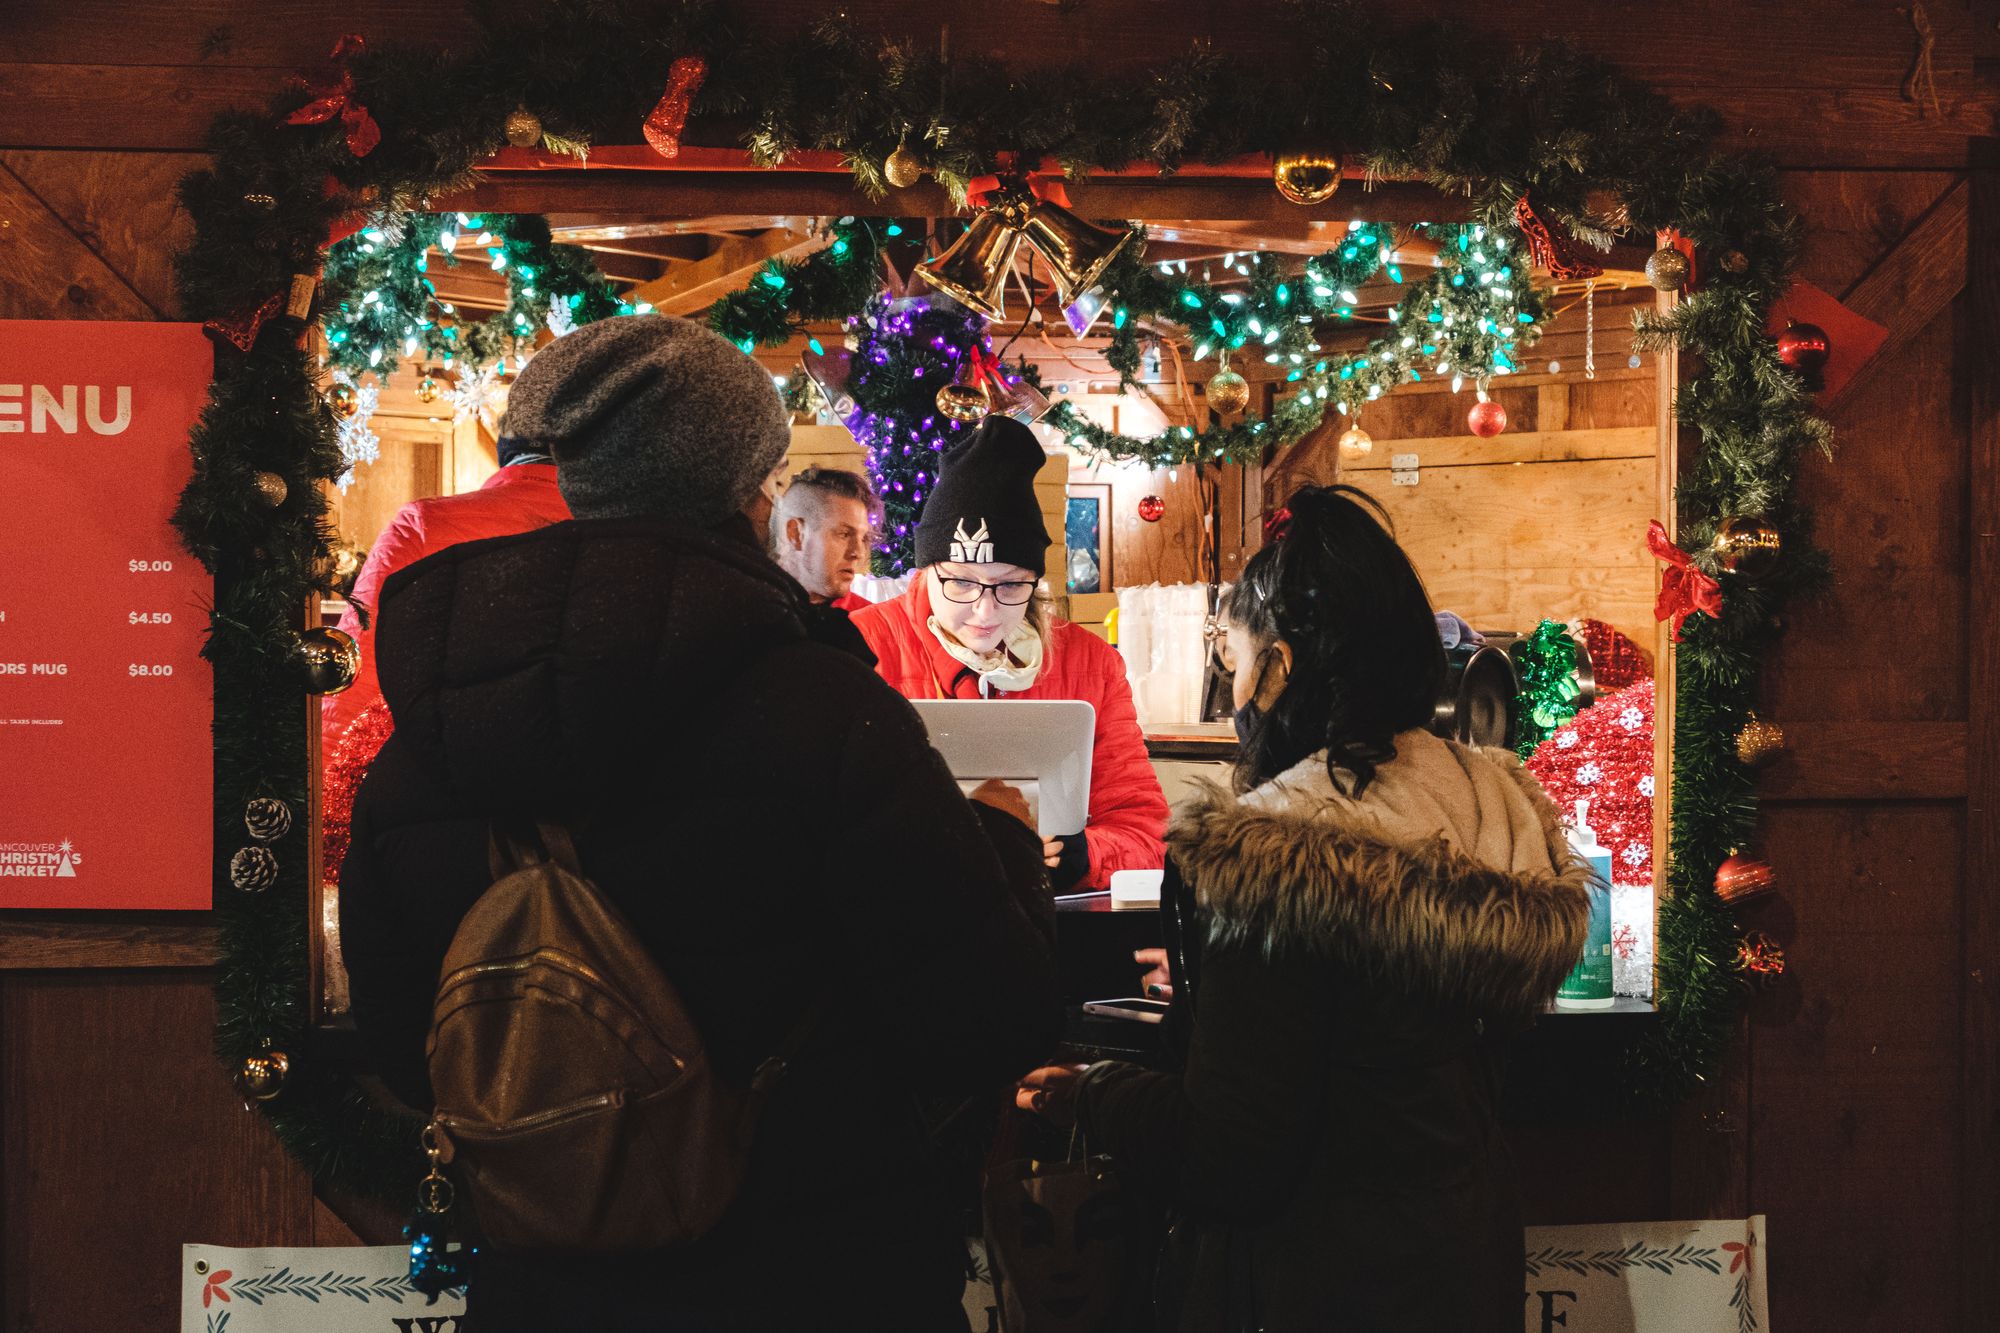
770, 465, 878, 611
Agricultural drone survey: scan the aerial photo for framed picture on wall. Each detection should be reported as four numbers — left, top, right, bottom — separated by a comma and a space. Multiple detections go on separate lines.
1065, 483, 1113, 594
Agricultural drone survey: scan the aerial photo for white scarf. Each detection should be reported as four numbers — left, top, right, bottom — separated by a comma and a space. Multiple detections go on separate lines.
926, 614, 1045, 696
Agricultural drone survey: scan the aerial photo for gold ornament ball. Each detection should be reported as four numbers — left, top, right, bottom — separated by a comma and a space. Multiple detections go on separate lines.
327, 382, 359, 420
1338, 425, 1374, 460
1273, 154, 1342, 206
415, 372, 442, 404
294, 626, 361, 695
1645, 246, 1690, 292
1712, 515, 1782, 580
884, 144, 924, 190
504, 106, 543, 149
1736, 713, 1787, 769
237, 1049, 290, 1102
936, 380, 991, 423
1205, 368, 1251, 416
252, 471, 288, 508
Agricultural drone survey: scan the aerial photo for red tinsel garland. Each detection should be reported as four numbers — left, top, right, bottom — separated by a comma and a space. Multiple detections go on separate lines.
1527, 677, 1656, 889
1574, 616, 1652, 693
320, 699, 394, 889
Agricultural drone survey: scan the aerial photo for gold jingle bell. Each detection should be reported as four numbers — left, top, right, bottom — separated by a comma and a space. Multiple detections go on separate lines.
294, 626, 361, 695
1273, 154, 1342, 206
237, 1048, 290, 1101
1205, 367, 1251, 416
935, 378, 991, 423
328, 382, 359, 420
1735, 713, 1786, 768
1712, 515, 1781, 580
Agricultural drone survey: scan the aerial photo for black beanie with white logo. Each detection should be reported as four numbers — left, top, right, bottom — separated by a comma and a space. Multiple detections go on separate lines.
913, 415, 1051, 575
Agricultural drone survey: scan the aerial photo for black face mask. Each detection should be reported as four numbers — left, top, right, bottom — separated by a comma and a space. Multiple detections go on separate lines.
1232, 699, 1261, 746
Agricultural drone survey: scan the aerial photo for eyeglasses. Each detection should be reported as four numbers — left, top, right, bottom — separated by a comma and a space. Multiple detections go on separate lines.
936, 576, 1039, 606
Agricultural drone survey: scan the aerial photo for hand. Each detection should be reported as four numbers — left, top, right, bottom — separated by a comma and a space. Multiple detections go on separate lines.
1015, 1064, 1089, 1127
1135, 947, 1173, 1001
968, 779, 1034, 829
1042, 838, 1063, 868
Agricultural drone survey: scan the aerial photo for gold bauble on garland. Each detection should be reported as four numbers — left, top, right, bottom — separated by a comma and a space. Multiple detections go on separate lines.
884, 142, 924, 189
1273, 154, 1342, 206
1735, 712, 1786, 768
236, 1047, 290, 1102
935, 380, 990, 423
504, 106, 544, 149
1644, 246, 1690, 291
252, 471, 288, 508
415, 372, 442, 404
1205, 367, 1251, 416
1712, 515, 1781, 580
327, 382, 359, 420
1338, 425, 1374, 460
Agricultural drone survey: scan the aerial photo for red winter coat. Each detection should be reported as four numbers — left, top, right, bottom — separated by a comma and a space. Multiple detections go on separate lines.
850, 578, 1167, 890
321, 463, 570, 752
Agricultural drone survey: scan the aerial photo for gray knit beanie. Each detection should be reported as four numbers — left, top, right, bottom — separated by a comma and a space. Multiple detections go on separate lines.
504, 314, 791, 524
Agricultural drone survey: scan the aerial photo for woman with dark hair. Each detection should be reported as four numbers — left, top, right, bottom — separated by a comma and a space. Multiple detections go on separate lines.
1016, 485, 1591, 1330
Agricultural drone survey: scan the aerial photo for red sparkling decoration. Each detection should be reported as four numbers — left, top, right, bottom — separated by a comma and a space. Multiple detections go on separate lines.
320, 699, 394, 889
642, 55, 708, 159
1574, 617, 1653, 693
1137, 494, 1166, 523
1468, 399, 1508, 437
1527, 678, 1656, 892
1714, 853, 1776, 904
1776, 320, 1831, 390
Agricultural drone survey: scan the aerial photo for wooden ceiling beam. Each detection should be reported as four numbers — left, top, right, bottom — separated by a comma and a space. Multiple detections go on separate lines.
622, 225, 830, 314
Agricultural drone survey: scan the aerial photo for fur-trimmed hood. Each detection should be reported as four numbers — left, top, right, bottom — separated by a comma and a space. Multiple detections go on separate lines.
1169, 729, 1592, 1023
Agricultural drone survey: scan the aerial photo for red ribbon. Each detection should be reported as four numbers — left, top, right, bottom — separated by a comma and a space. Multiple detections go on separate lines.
286, 35, 380, 158
642, 56, 708, 159
1263, 506, 1295, 542
965, 157, 1071, 211
1513, 194, 1604, 282
203, 291, 286, 352
1646, 519, 1723, 640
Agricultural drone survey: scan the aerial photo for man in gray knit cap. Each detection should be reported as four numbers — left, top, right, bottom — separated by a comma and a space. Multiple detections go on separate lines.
341, 313, 1059, 1332
504, 313, 792, 525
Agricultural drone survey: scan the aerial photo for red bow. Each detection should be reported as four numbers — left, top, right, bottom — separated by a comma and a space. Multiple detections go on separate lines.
286, 35, 380, 158
203, 291, 285, 352
642, 56, 708, 159
1513, 194, 1604, 282
966, 157, 1071, 210
1263, 506, 1295, 542
1646, 520, 1722, 640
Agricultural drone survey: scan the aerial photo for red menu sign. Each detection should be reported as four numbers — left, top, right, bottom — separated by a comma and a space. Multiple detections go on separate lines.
0, 321, 215, 909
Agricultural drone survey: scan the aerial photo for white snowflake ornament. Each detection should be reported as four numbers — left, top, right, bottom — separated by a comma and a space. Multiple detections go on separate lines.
1577, 762, 1603, 786
1619, 706, 1644, 731
1556, 730, 1579, 749
1638, 774, 1656, 797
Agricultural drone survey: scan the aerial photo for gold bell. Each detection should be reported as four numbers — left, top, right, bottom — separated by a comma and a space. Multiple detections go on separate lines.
1019, 197, 1134, 306
918, 205, 1026, 319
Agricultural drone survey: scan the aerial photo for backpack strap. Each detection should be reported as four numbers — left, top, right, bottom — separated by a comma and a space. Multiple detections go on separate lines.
487, 821, 586, 881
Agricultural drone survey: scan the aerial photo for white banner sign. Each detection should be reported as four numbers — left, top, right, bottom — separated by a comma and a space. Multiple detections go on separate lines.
1523, 1216, 1768, 1332
181, 1245, 466, 1333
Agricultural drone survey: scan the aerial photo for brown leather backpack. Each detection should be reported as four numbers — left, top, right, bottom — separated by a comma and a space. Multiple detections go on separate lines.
424, 823, 808, 1252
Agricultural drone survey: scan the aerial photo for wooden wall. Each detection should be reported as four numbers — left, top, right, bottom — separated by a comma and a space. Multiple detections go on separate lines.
3, 4, 1996, 1329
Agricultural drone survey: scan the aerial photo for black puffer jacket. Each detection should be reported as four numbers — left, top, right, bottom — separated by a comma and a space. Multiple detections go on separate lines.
1075, 733, 1591, 1332
341, 514, 1061, 1332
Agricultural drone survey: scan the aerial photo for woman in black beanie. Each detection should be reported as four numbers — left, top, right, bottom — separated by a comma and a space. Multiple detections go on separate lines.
849, 415, 1167, 893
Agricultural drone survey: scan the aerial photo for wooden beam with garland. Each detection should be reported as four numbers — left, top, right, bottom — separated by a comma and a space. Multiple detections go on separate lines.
169, 0, 1829, 1203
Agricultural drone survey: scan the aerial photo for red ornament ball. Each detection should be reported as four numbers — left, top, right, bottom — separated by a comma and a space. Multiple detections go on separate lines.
1715, 853, 1776, 905
1776, 320, 1830, 387
1467, 399, 1508, 437
1137, 494, 1166, 523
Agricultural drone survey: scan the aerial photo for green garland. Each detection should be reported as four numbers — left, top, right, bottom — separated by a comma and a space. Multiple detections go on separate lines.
167, 0, 1823, 1200
1512, 619, 1587, 758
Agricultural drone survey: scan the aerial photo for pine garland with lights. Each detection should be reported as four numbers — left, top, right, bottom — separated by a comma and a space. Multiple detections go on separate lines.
165, 0, 1827, 1200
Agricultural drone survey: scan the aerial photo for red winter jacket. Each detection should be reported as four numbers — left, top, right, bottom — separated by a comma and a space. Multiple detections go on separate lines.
850, 578, 1168, 890
321, 463, 570, 752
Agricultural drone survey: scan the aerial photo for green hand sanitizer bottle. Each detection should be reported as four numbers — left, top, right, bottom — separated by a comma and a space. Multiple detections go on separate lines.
1556, 798, 1615, 1009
